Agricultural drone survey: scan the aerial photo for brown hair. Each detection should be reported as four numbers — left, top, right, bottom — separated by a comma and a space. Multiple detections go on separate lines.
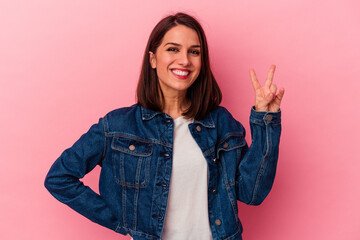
136, 12, 222, 120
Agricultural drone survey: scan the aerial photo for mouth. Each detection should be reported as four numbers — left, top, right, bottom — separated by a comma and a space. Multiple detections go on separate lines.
171, 69, 191, 77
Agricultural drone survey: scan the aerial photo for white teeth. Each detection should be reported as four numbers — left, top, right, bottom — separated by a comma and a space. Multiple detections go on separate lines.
172, 69, 190, 76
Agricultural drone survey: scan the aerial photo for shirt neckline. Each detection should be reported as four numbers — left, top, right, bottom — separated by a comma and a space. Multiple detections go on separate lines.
174, 116, 194, 123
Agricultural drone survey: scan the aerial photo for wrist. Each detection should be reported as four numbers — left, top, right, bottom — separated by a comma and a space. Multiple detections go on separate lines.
254, 106, 268, 112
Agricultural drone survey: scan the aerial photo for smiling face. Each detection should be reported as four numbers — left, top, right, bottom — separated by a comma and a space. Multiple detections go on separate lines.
149, 25, 201, 98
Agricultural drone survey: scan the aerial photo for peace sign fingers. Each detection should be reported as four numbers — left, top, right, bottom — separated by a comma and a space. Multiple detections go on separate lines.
248, 64, 285, 113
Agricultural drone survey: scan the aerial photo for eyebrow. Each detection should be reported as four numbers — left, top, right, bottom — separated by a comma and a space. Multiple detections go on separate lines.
164, 42, 201, 48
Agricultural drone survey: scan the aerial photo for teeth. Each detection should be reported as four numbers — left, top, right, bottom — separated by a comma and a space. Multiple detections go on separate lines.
172, 69, 190, 76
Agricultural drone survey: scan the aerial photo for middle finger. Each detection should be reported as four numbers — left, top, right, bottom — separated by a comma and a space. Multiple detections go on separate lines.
265, 65, 276, 88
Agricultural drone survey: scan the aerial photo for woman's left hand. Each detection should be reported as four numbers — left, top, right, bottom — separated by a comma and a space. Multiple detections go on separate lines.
250, 64, 285, 112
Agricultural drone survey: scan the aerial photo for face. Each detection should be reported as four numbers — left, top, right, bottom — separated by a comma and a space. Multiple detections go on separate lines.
149, 25, 201, 97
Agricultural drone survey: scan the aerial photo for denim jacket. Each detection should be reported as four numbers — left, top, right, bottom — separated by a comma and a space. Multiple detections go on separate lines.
44, 103, 281, 240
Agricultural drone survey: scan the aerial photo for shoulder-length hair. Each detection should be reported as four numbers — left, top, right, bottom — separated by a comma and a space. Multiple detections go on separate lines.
136, 12, 222, 120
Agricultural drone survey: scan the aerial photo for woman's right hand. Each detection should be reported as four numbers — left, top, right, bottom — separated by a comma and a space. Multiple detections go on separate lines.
249, 64, 285, 112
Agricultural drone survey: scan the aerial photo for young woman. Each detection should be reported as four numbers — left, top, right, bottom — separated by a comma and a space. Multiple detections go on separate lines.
45, 12, 284, 240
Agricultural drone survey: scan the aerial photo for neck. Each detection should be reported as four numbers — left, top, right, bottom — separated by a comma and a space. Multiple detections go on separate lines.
161, 92, 190, 120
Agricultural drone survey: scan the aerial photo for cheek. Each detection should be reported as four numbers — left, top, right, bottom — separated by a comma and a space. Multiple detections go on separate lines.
157, 55, 173, 69
194, 60, 202, 72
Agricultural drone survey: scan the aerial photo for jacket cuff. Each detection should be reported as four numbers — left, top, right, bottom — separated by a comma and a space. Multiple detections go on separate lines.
250, 106, 281, 125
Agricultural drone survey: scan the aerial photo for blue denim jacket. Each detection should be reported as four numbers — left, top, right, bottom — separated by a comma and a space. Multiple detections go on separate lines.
44, 103, 281, 240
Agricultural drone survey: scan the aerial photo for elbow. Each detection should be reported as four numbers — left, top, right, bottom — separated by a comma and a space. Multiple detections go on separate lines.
44, 159, 71, 195
236, 179, 268, 206
44, 173, 55, 194
238, 194, 266, 206
247, 187, 273, 206
44, 169, 63, 195
248, 198, 265, 206
44, 173, 70, 203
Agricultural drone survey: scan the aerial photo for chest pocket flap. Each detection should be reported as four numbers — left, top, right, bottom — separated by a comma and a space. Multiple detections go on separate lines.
216, 134, 246, 159
111, 137, 152, 157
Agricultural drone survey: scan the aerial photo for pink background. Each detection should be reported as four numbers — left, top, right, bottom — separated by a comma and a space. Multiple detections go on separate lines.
1, 0, 359, 239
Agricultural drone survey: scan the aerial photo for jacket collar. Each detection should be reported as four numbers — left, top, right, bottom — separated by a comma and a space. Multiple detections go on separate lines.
140, 105, 215, 128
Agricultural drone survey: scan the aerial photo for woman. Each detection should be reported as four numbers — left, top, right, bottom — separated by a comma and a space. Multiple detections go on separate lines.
45, 12, 284, 240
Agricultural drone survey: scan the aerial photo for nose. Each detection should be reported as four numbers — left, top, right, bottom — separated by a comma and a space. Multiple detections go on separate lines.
177, 51, 191, 66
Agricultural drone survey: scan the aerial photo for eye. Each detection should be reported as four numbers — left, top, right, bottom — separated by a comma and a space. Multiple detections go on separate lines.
189, 50, 200, 55
166, 48, 179, 52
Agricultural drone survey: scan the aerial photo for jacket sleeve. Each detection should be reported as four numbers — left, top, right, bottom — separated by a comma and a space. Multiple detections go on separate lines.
236, 106, 282, 205
44, 116, 124, 234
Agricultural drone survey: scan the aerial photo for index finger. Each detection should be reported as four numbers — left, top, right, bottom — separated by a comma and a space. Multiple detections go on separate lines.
265, 65, 276, 88
249, 68, 261, 90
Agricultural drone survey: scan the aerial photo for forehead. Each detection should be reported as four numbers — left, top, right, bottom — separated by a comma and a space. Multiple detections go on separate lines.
161, 25, 200, 46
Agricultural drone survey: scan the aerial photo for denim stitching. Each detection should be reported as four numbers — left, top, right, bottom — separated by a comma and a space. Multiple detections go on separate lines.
218, 132, 245, 145
145, 154, 151, 186
114, 158, 150, 188
122, 185, 127, 227
224, 228, 241, 240
115, 180, 148, 188
119, 151, 126, 184
99, 116, 109, 166
135, 157, 143, 186
224, 184, 239, 225
102, 117, 108, 160
124, 227, 159, 238
250, 119, 281, 125
203, 146, 215, 157
113, 150, 150, 188
115, 222, 122, 232
223, 180, 236, 187
220, 154, 229, 186
111, 138, 153, 157
223, 146, 242, 188
112, 150, 117, 181
133, 187, 138, 230
133, 158, 142, 230
265, 123, 271, 158
140, 105, 215, 128
250, 122, 271, 204
106, 132, 172, 148
192, 112, 215, 128
216, 133, 246, 160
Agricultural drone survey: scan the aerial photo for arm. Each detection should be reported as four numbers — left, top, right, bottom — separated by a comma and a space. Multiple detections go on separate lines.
236, 107, 281, 205
236, 65, 284, 205
44, 117, 125, 234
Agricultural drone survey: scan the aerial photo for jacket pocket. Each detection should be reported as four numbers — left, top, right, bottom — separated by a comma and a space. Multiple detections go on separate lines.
216, 133, 246, 187
111, 137, 153, 188
216, 134, 245, 226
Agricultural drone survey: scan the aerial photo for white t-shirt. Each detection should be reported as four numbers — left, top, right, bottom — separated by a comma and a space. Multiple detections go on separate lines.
160, 116, 212, 239
131, 116, 212, 240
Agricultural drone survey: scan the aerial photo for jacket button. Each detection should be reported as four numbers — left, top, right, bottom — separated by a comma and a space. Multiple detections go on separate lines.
215, 219, 222, 226
163, 153, 170, 157
223, 142, 229, 148
213, 158, 217, 163
196, 125, 202, 132
265, 115, 273, 121
129, 145, 135, 151
212, 189, 218, 194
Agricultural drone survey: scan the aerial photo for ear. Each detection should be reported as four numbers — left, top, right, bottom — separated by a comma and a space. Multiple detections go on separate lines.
149, 51, 157, 69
